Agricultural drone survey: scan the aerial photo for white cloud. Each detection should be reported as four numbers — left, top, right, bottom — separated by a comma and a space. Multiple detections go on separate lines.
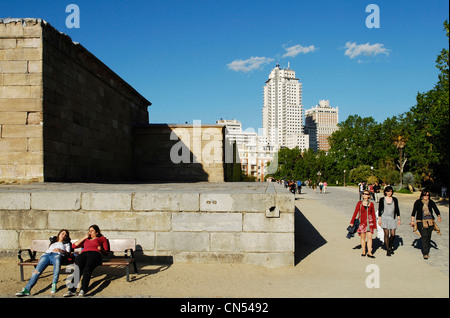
344, 42, 389, 59
282, 44, 316, 58
227, 56, 274, 73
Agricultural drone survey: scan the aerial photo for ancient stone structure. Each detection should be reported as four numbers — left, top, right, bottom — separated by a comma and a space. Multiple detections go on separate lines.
0, 19, 294, 267
0, 18, 230, 184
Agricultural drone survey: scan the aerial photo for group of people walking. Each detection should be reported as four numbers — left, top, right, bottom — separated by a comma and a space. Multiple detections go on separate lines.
350, 188, 442, 260
16, 224, 109, 297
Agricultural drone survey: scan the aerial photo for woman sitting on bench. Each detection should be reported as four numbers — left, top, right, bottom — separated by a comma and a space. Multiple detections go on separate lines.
64, 224, 109, 297
15, 229, 72, 296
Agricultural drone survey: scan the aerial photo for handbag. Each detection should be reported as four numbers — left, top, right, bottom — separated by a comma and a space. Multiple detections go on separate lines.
376, 209, 384, 242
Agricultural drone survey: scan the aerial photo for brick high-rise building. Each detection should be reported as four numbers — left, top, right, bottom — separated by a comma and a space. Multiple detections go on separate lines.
304, 100, 339, 151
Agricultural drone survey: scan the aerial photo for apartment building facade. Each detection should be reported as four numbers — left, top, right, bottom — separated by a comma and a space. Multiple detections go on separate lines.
304, 100, 339, 151
262, 64, 308, 149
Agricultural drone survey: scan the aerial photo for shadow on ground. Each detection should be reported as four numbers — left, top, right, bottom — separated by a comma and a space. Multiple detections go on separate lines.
294, 206, 327, 266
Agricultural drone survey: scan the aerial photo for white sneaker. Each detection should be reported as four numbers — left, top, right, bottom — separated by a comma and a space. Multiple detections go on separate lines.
63, 290, 76, 297
15, 288, 30, 296
51, 283, 57, 294
78, 290, 85, 297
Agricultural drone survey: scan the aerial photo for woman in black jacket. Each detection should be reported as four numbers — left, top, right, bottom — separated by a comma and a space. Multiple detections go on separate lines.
378, 186, 401, 256
411, 189, 442, 259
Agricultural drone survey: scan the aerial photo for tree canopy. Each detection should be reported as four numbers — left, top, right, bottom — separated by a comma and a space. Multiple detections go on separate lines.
267, 20, 449, 189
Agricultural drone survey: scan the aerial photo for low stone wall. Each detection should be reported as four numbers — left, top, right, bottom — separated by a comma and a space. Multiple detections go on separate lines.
0, 183, 294, 267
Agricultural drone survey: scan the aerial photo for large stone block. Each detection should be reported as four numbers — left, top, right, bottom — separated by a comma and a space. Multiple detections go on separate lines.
31, 192, 81, 210
0, 138, 28, 151
240, 232, 294, 253
211, 232, 294, 254
172, 212, 242, 232
0, 151, 43, 165
275, 193, 295, 213
0, 39, 16, 49
81, 192, 132, 211
133, 192, 199, 211
210, 233, 242, 252
156, 232, 209, 252
0, 60, 28, 73
0, 98, 42, 112
169, 251, 244, 264
0, 210, 47, 230
0, 230, 20, 250
3, 48, 42, 61
18, 230, 55, 249
0, 112, 28, 124
243, 212, 294, 232
48, 210, 170, 232
0, 192, 30, 209
1, 124, 42, 138
200, 193, 275, 212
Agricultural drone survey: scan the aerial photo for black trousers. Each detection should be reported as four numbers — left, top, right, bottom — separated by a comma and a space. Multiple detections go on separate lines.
70, 251, 102, 292
417, 222, 434, 255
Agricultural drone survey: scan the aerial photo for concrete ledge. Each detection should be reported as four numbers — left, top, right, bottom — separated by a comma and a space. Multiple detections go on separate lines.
0, 192, 30, 210
31, 192, 81, 210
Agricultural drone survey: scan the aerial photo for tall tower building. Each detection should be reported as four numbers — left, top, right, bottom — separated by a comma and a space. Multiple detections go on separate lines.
305, 100, 339, 151
262, 64, 306, 148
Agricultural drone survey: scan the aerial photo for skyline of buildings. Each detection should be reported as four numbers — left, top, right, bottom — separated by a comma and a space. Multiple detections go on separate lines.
219, 64, 340, 180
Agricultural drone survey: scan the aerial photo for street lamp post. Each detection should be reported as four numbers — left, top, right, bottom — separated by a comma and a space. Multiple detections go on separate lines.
344, 170, 346, 187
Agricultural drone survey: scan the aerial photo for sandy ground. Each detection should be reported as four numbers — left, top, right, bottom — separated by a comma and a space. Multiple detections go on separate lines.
1, 187, 448, 301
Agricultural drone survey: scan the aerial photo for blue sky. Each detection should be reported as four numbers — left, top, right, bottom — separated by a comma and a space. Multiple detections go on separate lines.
2, 0, 449, 131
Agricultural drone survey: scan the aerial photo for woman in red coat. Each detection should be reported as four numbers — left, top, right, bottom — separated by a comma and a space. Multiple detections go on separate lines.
350, 191, 377, 258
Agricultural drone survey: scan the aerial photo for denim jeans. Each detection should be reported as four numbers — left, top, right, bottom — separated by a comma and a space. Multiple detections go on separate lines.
25, 252, 61, 291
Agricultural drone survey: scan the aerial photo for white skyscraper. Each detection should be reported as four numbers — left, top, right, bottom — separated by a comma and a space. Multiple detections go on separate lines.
262, 64, 307, 149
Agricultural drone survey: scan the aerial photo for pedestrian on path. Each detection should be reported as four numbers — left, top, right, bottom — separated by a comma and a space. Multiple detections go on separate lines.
411, 190, 442, 260
296, 180, 302, 194
350, 191, 377, 258
15, 229, 72, 296
378, 186, 401, 256
373, 182, 381, 202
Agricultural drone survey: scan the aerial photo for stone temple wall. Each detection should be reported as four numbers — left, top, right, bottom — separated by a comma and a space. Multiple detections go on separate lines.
0, 18, 233, 184
0, 19, 45, 183
0, 19, 295, 268
0, 18, 151, 183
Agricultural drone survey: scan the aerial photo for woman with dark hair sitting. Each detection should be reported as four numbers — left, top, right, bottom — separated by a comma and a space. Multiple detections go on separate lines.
64, 225, 109, 297
16, 229, 71, 296
378, 186, 401, 256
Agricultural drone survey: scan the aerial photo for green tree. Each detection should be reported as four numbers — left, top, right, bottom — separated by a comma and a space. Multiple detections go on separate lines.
402, 20, 449, 183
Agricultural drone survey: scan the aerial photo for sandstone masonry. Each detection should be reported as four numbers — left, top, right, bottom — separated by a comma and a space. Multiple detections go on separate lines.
0, 182, 295, 267
1, 18, 230, 183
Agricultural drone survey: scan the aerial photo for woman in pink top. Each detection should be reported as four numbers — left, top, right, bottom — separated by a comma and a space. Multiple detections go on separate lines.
64, 225, 109, 297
